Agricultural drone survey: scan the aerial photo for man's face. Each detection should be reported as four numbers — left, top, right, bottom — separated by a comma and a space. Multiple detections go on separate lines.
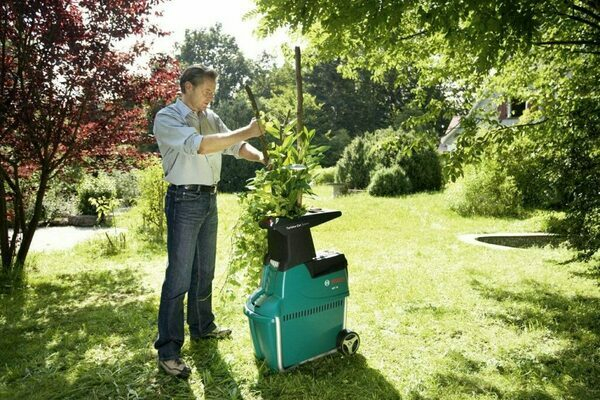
186, 79, 216, 112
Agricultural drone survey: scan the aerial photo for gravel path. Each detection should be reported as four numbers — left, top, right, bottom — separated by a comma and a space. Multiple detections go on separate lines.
20, 226, 126, 252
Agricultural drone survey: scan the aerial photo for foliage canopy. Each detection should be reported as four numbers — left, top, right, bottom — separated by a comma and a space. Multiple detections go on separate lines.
253, 0, 600, 256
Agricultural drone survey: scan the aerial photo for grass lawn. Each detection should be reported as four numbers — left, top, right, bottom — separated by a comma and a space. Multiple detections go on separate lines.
1, 185, 598, 399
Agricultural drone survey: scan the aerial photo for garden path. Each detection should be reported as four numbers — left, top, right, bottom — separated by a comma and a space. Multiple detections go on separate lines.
22, 226, 126, 252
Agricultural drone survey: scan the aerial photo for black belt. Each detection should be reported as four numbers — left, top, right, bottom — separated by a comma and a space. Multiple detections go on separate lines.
169, 184, 217, 194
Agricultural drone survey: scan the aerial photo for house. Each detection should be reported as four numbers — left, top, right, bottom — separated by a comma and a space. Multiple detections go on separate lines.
439, 98, 528, 152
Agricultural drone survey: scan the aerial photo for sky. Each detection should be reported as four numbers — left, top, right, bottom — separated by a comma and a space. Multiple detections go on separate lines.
147, 0, 290, 62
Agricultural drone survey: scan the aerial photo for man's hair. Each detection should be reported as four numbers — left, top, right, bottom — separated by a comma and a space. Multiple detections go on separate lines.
179, 65, 218, 93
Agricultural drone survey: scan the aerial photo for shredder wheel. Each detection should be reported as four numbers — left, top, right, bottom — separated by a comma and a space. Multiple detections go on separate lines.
337, 329, 360, 356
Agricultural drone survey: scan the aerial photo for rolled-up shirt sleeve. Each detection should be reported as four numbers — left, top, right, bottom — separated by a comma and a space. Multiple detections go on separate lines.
216, 115, 247, 158
154, 111, 202, 155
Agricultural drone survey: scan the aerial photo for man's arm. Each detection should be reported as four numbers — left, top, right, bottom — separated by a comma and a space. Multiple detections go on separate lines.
198, 118, 263, 154
239, 142, 266, 164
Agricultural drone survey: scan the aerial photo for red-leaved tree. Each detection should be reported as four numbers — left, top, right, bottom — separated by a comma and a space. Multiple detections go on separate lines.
0, 0, 176, 273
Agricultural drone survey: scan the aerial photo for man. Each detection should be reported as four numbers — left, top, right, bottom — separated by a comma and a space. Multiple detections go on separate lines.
153, 65, 264, 378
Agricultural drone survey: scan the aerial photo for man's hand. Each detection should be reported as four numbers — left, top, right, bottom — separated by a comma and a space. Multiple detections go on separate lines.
247, 118, 265, 139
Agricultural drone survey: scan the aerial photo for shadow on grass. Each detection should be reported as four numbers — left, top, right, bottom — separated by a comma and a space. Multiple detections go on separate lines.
570, 257, 600, 282
253, 353, 401, 400
429, 277, 600, 399
0, 268, 194, 399
189, 339, 243, 400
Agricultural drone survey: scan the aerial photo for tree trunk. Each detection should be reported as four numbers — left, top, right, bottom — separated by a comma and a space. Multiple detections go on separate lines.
0, 179, 11, 270
15, 168, 50, 268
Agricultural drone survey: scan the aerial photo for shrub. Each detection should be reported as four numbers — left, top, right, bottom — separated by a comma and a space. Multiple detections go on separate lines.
367, 166, 412, 197
335, 136, 371, 189
565, 188, 600, 258
43, 185, 77, 221
220, 152, 262, 193
366, 127, 443, 193
112, 170, 140, 207
448, 162, 524, 217
493, 135, 566, 209
313, 166, 336, 185
42, 166, 85, 220
76, 173, 117, 215
401, 149, 443, 192
136, 159, 168, 242
317, 129, 351, 167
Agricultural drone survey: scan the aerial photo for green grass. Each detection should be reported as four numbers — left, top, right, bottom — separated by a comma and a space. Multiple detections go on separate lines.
1, 186, 598, 399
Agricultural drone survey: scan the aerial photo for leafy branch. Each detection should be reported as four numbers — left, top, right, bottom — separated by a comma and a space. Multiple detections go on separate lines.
224, 115, 327, 292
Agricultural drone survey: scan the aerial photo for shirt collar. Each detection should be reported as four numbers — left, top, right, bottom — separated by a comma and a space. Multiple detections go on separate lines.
175, 98, 206, 120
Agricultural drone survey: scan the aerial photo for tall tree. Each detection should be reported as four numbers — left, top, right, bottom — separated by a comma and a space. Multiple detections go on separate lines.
253, 0, 600, 256
0, 0, 168, 273
176, 23, 252, 107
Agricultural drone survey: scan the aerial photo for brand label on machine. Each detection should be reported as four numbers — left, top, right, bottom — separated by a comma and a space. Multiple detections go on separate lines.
324, 277, 346, 290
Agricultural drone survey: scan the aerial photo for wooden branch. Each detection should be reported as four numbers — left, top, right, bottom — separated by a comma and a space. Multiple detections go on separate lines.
244, 84, 269, 165
294, 46, 304, 208
295, 46, 304, 138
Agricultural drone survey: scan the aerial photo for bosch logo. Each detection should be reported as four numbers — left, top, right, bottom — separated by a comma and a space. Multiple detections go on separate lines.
324, 280, 330, 287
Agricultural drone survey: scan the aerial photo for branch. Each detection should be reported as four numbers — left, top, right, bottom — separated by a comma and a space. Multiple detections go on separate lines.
534, 39, 600, 46
244, 85, 270, 165
490, 118, 549, 134
396, 30, 428, 42
570, 2, 600, 24
0, 159, 17, 193
556, 9, 600, 31
295, 46, 304, 137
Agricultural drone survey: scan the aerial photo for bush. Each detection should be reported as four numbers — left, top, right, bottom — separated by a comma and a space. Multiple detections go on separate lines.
492, 135, 566, 209
136, 159, 168, 242
112, 170, 140, 207
76, 173, 117, 215
220, 152, 262, 193
448, 162, 524, 217
366, 127, 443, 193
317, 129, 351, 167
335, 136, 371, 189
43, 185, 77, 220
401, 149, 443, 192
368, 166, 412, 197
565, 187, 600, 258
313, 166, 336, 185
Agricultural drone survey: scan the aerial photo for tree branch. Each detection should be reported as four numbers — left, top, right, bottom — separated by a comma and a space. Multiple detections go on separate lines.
557, 9, 600, 31
570, 2, 600, 24
491, 119, 549, 132
534, 39, 600, 46
396, 30, 428, 42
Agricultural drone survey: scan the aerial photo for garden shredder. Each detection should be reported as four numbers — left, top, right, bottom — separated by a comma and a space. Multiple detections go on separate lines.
243, 207, 360, 372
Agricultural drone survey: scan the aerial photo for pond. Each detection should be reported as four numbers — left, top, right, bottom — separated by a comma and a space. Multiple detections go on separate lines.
459, 233, 563, 250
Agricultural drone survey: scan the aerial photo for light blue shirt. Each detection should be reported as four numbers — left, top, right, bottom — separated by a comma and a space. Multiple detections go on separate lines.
153, 99, 245, 185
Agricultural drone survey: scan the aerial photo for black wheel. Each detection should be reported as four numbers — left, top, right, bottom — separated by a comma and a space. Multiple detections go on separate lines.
337, 329, 360, 356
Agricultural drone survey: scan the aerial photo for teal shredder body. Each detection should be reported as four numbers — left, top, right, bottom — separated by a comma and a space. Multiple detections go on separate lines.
244, 209, 359, 372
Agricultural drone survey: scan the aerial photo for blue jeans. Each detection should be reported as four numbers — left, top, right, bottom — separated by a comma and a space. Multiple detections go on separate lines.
154, 185, 218, 360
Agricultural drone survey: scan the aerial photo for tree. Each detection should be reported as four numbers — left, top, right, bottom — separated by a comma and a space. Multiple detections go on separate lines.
306, 61, 404, 136
176, 23, 253, 107
0, 0, 168, 274
253, 0, 600, 257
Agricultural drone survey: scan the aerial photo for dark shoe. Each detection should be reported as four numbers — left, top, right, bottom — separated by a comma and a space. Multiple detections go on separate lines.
158, 358, 191, 379
194, 326, 232, 341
